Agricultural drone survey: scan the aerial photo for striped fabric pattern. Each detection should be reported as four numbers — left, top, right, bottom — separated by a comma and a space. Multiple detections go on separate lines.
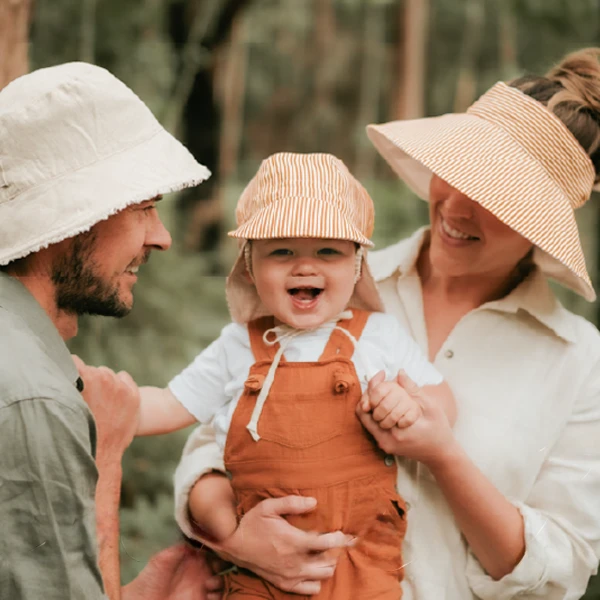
468, 83, 594, 209
366, 82, 596, 301
229, 153, 375, 247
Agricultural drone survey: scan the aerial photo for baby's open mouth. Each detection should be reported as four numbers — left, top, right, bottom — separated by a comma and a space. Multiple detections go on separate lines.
288, 287, 323, 301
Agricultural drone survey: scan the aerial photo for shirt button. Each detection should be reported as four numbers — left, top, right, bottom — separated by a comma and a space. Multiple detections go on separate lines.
384, 455, 395, 467
444, 349, 454, 359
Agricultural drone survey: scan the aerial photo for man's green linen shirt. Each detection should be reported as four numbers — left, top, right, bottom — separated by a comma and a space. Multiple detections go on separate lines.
0, 272, 105, 599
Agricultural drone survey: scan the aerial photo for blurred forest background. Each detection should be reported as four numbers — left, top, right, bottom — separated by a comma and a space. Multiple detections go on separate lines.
2, 0, 600, 594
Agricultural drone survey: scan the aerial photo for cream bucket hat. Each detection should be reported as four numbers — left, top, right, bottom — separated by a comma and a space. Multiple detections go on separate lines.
0, 62, 210, 265
226, 152, 384, 323
367, 82, 597, 301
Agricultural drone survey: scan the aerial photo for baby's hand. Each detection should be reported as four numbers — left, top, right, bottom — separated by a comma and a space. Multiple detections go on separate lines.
361, 370, 422, 430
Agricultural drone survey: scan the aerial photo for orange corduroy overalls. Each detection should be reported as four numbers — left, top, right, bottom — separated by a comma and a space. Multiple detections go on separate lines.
223, 309, 406, 599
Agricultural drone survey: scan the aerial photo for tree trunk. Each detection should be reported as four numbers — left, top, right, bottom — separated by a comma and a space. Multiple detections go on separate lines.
355, 1, 384, 180
394, 0, 429, 120
497, 0, 518, 81
0, 0, 32, 90
218, 15, 247, 182
167, 0, 250, 262
453, 0, 485, 113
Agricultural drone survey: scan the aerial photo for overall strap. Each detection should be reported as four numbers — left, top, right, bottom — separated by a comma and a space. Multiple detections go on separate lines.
319, 309, 371, 361
247, 316, 279, 362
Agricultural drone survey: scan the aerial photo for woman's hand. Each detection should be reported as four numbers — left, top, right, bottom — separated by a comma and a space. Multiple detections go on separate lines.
210, 495, 354, 595
357, 370, 459, 468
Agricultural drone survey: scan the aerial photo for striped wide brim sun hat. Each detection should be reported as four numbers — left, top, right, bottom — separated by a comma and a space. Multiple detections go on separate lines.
226, 152, 384, 323
367, 81, 597, 301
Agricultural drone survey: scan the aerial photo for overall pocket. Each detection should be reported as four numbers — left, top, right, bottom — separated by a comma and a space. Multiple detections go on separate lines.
255, 389, 348, 448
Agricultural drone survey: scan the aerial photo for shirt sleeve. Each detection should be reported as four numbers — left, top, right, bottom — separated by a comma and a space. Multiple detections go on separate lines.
0, 398, 106, 600
168, 323, 242, 424
173, 424, 224, 541
465, 359, 600, 599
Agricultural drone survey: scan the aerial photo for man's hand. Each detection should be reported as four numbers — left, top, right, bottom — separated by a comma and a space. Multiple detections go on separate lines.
72, 355, 143, 598
122, 544, 224, 600
361, 370, 423, 429
212, 496, 354, 595
71, 355, 140, 458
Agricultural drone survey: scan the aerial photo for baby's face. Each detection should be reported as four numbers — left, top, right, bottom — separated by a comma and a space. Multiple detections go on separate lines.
249, 238, 358, 329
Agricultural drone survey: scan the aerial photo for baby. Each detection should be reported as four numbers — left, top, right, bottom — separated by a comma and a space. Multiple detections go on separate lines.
135, 153, 454, 599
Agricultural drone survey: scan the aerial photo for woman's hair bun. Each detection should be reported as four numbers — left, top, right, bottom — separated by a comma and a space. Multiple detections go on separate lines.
546, 48, 600, 117
510, 48, 600, 182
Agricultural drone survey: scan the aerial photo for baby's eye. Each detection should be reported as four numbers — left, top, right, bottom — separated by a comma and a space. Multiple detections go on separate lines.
270, 248, 293, 256
317, 248, 340, 256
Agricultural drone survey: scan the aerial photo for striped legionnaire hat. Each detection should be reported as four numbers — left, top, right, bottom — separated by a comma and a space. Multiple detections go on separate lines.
367, 82, 597, 301
225, 152, 384, 323
229, 152, 374, 247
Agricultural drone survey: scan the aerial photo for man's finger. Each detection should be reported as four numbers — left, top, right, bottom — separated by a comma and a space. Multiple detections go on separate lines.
204, 574, 224, 592
71, 354, 86, 372
147, 543, 191, 570
304, 530, 355, 553
116, 370, 140, 394
260, 495, 317, 517
287, 580, 322, 595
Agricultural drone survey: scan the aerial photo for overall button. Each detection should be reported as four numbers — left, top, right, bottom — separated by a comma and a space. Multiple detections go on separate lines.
444, 349, 454, 359
384, 454, 395, 467
225, 470, 233, 480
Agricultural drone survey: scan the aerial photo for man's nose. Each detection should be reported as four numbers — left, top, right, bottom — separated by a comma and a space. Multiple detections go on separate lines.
146, 213, 172, 251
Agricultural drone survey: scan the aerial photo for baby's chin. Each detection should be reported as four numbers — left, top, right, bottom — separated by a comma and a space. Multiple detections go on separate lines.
273, 309, 349, 330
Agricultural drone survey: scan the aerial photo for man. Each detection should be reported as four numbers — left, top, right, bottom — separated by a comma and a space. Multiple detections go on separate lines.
0, 62, 220, 599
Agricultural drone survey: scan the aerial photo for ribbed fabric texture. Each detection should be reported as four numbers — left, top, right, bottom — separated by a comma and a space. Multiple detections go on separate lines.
229, 152, 374, 247
367, 81, 596, 300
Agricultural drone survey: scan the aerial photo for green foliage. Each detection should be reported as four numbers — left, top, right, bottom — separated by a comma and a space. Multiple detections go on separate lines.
29, 0, 600, 594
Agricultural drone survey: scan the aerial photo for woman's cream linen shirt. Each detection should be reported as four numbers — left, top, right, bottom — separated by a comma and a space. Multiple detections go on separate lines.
173, 228, 600, 600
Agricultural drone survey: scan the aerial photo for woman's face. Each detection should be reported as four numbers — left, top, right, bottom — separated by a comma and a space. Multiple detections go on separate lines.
427, 175, 533, 280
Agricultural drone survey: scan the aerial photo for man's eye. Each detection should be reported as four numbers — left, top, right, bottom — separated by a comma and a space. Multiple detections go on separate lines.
270, 249, 292, 256
318, 248, 340, 255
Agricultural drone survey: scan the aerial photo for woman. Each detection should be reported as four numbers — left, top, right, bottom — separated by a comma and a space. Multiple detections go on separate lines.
175, 48, 600, 599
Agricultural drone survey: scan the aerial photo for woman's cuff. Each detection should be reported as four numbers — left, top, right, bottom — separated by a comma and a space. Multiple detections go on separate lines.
465, 501, 550, 599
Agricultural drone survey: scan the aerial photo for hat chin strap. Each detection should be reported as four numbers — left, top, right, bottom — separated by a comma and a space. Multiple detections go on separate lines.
243, 242, 254, 281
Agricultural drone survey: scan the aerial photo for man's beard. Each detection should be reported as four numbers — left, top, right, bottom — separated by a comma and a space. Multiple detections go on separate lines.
52, 232, 137, 318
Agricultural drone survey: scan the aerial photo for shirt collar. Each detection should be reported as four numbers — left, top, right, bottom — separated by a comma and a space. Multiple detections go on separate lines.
368, 227, 576, 344
0, 272, 80, 384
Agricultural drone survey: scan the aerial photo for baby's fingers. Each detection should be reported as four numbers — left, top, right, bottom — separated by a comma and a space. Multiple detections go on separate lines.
395, 404, 422, 429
